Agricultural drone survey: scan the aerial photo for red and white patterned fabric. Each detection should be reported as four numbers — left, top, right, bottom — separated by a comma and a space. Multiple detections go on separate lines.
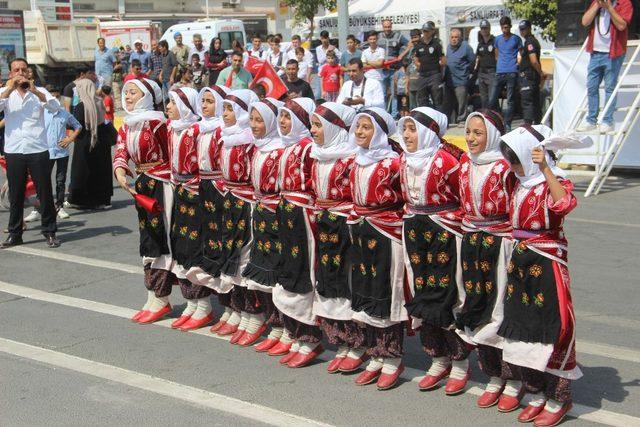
113, 119, 171, 182
167, 121, 200, 192
279, 137, 315, 208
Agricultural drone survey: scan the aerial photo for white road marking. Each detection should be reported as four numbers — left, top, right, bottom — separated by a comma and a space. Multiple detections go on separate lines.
0, 337, 332, 427
567, 217, 640, 229
0, 280, 639, 426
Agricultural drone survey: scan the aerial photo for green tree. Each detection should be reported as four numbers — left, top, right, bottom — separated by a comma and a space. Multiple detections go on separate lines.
504, 0, 558, 41
285, 0, 337, 41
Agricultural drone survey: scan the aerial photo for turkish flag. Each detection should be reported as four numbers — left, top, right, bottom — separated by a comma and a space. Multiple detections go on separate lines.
244, 56, 265, 76
250, 61, 288, 100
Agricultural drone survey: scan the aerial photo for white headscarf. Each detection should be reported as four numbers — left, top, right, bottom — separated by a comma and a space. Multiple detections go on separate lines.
221, 89, 258, 147
278, 97, 314, 147
76, 78, 105, 150
250, 97, 284, 152
122, 78, 165, 126
501, 125, 592, 188
197, 85, 229, 133
350, 107, 398, 166
168, 87, 200, 131
465, 111, 505, 165
310, 102, 357, 161
398, 107, 447, 170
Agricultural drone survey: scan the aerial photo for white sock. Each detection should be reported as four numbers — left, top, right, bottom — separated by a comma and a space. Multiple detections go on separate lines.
237, 312, 250, 331
365, 357, 384, 372
529, 393, 547, 408
336, 345, 350, 358
142, 290, 154, 310
297, 342, 319, 355
485, 376, 505, 393
148, 295, 169, 312
268, 326, 283, 340
503, 379, 522, 397
226, 310, 241, 326
450, 359, 469, 380
191, 297, 212, 320
280, 329, 293, 344
245, 313, 265, 334
290, 340, 301, 353
427, 356, 451, 376
346, 347, 365, 360
180, 299, 198, 317
544, 399, 564, 413
381, 357, 402, 374
219, 307, 232, 323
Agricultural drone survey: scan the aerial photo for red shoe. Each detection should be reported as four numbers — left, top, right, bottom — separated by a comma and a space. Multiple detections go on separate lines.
216, 322, 239, 336
327, 356, 345, 374
477, 386, 505, 408
237, 325, 266, 347
533, 402, 572, 427
498, 389, 524, 412
138, 304, 171, 324
180, 313, 214, 331
377, 363, 404, 390
171, 315, 191, 329
355, 369, 381, 386
210, 319, 226, 333
279, 351, 298, 365
255, 338, 279, 352
518, 404, 546, 423
444, 368, 471, 395
418, 365, 452, 391
131, 310, 147, 322
287, 345, 325, 368
338, 356, 368, 373
268, 340, 292, 356
229, 329, 245, 344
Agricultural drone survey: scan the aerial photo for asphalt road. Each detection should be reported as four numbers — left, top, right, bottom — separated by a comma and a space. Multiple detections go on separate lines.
0, 171, 639, 426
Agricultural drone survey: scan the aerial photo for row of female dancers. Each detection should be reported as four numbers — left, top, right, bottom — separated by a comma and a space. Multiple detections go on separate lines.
113, 78, 590, 427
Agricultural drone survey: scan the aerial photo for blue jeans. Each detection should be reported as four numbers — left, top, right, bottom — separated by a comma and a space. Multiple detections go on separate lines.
382, 69, 398, 118
489, 72, 517, 129
586, 52, 625, 126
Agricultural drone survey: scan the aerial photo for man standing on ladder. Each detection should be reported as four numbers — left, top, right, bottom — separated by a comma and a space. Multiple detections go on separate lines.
579, 0, 634, 133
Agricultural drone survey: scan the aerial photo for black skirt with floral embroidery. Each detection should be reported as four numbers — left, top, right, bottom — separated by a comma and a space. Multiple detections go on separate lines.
404, 216, 459, 328
455, 231, 503, 331
350, 221, 393, 319
219, 193, 251, 278
315, 211, 351, 299
242, 202, 281, 287
135, 174, 170, 258
498, 242, 560, 344
198, 180, 226, 277
171, 185, 203, 270
275, 200, 313, 294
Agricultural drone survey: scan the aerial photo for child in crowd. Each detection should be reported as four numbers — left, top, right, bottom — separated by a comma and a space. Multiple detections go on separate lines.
319, 51, 342, 102
191, 54, 206, 91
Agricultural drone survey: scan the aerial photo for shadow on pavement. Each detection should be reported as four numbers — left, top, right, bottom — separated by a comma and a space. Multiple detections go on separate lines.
573, 365, 637, 409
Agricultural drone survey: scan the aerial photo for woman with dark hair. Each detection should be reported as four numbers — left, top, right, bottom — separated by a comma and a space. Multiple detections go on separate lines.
205, 37, 228, 85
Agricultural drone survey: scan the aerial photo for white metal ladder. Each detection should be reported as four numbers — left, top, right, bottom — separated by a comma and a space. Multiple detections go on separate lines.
542, 39, 640, 197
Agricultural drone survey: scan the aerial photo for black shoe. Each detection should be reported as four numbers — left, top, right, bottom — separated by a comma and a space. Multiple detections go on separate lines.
0, 235, 23, 248
45, 234, 61, 248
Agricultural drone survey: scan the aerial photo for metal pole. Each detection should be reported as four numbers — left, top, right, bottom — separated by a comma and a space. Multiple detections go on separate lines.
337, 0, 348, 51
205, 0, 210, 19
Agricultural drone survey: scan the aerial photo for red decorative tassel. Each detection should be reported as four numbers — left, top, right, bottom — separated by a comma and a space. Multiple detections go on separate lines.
134, 194, 163, 214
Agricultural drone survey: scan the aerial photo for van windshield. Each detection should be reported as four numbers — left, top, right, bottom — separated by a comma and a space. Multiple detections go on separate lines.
218, 31, 245, 51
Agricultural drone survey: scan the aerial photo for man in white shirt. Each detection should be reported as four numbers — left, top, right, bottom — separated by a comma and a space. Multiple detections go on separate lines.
336, 58, 385, 111
189, 33, 207, 63
316, 30, 341, 67
249, 34, 267, 59
361, 30, 386, 81
267, 35, 286, 76
0, 58, 61, 248
287, 34, 314, 64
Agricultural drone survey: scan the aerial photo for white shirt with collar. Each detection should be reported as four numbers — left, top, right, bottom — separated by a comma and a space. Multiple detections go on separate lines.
287, 48, 314, 66
316, 45, 342, 67
361, 46, 386, 81
0, 86, 60, 154
336, 77, 385, 111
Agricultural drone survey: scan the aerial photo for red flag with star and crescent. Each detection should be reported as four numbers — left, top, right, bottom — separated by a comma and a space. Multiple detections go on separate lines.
244, 56, 265, 76
249, 61, 288, 100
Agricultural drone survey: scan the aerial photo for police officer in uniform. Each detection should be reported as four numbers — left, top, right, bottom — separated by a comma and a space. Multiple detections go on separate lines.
379, 19, 408, 118
415, 21, 446, 110
473, 19, 497, 109
518, 20, 544, 124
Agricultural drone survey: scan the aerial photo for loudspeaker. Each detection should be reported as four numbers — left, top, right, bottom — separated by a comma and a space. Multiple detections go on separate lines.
556, 0, 590, 47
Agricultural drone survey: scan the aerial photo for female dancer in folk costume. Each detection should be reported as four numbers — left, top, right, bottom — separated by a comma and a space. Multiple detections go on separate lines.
455, 110, 518, 409
113, 78, 176, 324
498, 125, 589, 427
214, 89, 262, 343
165, 87, 215, 331
308, 102, 362, 374
240, 97, 287, 350
271, 97, 325, 368
397, 107, 472, 395
347, 107, 408, 390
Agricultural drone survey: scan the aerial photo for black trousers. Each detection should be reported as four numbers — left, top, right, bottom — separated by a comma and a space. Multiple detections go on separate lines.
49, 157, 69, 208
519, 72, 541, 124
415, 72, 444, 111
5, 151, 57, 236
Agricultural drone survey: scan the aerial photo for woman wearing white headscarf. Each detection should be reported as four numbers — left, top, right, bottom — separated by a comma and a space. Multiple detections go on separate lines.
213, 89, 260, 343
308, 102, 361, 374
397, 107, 471, 395
165, 87, 215, 331
497, 125, 588, 426
113, 78, 176, 324
240, 97, 287, 350
346, 107, 407, 391
270, 97, 325, 368
455, 110, 519, 409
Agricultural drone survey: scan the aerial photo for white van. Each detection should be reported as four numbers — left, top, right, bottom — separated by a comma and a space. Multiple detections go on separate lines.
160, 19, 246, 53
